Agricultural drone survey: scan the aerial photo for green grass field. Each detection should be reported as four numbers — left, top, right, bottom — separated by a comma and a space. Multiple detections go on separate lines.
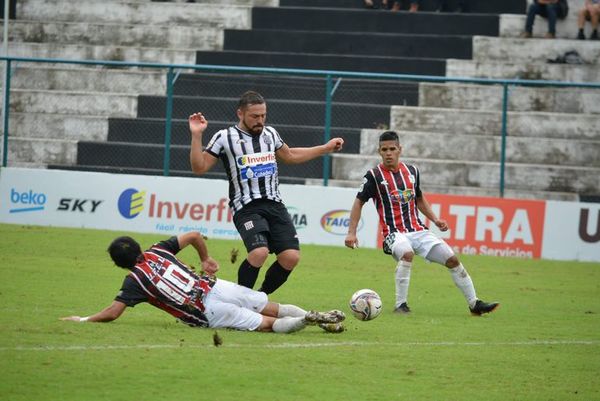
1, 223, 599, 401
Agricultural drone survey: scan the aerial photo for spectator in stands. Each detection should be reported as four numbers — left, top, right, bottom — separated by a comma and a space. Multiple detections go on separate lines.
520, 0, 561, 39
390, 0, 420, 12
435, 0, 467, 12
577, 0, 600, 39
364, 0, 389, 9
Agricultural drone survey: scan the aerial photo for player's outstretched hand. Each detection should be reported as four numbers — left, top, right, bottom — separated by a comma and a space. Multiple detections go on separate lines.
189, 112, 208, 136
60, 316, 82, 322
327, 137, 344, 153
202, 256, 220, 277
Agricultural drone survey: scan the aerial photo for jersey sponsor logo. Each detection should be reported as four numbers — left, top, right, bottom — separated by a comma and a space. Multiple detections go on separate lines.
390, 189, 415, 204
118, 188, 146, 219
237, 152, 277, 180
9, 188, 47, 213
321, 209, 363, 235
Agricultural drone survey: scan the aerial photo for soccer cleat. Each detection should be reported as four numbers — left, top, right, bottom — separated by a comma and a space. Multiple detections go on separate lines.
305, 310, 346, 325
469, 300, 500, 316
394, 302, 411, 314
318, 322, 345, 334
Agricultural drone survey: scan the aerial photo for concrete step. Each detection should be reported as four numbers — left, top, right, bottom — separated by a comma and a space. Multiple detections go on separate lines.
8, 137, 77, 165
195, 50, 446, 75
132, 0, 277, 5
279, 0, 526, 13
472, 36, 600, 64
303, 178, 580, 201
17, 0, 252, 29
390, 106, 600, 140
107, 117, 362, 151
358, 129, 600, 167
5, 65, 165, 94
6, 42, 198, 66
136, 94, 391, 129
500, 13, 594, 39
7, 113, 108, 141
446, 59, 600, 82
331, 153, 600, 195
223, 29, 472, 59
0, 19, 223, 49
419, 82, 600, 114
4, 89, 138, 117
252, 6, 500, 35
173, 72, 419, 106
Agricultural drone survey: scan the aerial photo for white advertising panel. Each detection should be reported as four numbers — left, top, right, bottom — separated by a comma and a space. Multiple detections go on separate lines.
542, 201, 600, 262
0, 168, 379, 248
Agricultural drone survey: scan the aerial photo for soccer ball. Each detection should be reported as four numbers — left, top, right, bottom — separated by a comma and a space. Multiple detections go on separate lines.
349, 289, 382, 321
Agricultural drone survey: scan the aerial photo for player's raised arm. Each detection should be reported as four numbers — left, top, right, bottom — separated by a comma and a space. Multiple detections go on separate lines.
189, 112, 219, 174
177, 232, 219, 276
60, 300, 127, 323
276, 137, 344, 164
345, 198, 366, 249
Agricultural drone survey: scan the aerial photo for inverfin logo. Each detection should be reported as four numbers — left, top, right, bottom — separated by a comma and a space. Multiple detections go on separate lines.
118, 188, 146, 219
321, 209, 363, 235
9, 188, 47, 213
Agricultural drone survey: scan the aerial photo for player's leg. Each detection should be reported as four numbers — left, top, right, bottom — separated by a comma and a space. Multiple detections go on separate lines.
233, 209, 271, 288
257, 202, 300, 294
386, 233, 414, 313
423, 237, 499, 315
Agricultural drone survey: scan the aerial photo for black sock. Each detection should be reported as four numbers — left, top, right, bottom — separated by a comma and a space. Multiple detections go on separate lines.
238, 259, 260, 289
258, 261, 292, 294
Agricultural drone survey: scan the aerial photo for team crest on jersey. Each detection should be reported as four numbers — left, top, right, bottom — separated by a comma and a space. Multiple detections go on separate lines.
390, 188, 415, 204
237, 151, 277, 180
236, 138, 247, 144
263, 136, 272, 145
408, 174, 415, 184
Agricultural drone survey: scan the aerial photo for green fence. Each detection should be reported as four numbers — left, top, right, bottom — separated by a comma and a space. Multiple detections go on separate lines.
1, 56, 599, 197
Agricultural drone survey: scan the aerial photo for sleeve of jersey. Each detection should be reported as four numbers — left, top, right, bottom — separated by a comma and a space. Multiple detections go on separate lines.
153, 236, 181, 255
270, 127, 285, 151
204, 130, 224, 158
115, 275, 148, 307
414, 167, 423, 198
356, 172, 376, 202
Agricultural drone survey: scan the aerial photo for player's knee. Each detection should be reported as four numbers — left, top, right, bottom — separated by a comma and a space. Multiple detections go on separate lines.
248, 246, 269, 266
401, 251, 414, 262
445, 255, 460, 268
277, 249, 300, 269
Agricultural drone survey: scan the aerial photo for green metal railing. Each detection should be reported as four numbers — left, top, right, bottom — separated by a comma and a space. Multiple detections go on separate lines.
2, 55, 600, 195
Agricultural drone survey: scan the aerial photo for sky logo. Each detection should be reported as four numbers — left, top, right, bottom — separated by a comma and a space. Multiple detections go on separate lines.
118, 188, 146, 219
9, 189, 47, 213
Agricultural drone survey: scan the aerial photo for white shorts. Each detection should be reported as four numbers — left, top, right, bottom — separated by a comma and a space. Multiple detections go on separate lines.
203, 279, 268, 331
389, 230, 453, 262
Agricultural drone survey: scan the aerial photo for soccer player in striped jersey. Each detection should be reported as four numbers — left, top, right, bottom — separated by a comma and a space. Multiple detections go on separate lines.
344, 131, 499, 316
189, 91, 344, 295
61, 232, 345, 333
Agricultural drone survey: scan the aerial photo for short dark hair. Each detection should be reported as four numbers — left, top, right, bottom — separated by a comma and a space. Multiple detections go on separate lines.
379, 130, 399, 143
238, 91, 265, 109
108, 236, 142, 269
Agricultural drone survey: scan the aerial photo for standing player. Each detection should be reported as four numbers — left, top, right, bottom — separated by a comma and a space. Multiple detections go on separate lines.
188, 91, 344, 294
61, 232, 345, 333
344, 131, 499, 316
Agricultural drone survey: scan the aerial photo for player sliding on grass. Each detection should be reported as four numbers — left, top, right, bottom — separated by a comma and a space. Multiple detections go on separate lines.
61, 232, 345, 333
344, 131, 499, 316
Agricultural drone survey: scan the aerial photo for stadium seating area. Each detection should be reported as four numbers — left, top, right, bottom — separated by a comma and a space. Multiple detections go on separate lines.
1, 0, 598, 200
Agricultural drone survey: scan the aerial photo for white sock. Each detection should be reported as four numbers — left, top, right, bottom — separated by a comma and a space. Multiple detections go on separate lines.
277, 304, 307, 318
449, 263, 477, 307
395, 260, 412, 307
272, 317, 307, 333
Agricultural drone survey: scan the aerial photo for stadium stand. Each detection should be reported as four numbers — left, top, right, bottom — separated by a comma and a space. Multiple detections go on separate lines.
1, 0, 598, 199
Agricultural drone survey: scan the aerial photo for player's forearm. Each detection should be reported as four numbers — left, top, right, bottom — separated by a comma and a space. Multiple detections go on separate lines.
190, 138, 208, 174
284, 145, 327, 164
417, 196, 438, 223
347, 199, 364, 235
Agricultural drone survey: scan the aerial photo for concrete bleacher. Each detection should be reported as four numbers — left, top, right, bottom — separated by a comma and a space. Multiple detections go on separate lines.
2, 0, 598, 200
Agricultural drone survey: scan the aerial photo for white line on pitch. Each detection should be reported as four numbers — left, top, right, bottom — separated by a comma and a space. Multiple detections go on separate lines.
1, 340, 599, 352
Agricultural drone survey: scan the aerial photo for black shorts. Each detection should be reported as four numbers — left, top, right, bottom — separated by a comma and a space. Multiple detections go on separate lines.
233, 199, 300, 254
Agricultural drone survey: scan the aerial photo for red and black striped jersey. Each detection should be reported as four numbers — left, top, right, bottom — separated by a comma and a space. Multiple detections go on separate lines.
357, 162, 428, 237
115, 237, 215, 327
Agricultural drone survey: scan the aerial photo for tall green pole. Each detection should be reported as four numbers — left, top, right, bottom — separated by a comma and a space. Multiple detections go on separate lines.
2, 59, 11, 167
499, 83, 509, 198
323, 74, 333, 186
163, 67, 175, 176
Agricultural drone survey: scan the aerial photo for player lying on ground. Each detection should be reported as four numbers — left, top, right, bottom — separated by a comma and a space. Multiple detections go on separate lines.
61, 232, 345, 333
345, 130, 499, 316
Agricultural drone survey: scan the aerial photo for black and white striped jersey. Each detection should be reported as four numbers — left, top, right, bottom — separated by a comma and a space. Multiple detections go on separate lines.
205, 125, 285, 213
